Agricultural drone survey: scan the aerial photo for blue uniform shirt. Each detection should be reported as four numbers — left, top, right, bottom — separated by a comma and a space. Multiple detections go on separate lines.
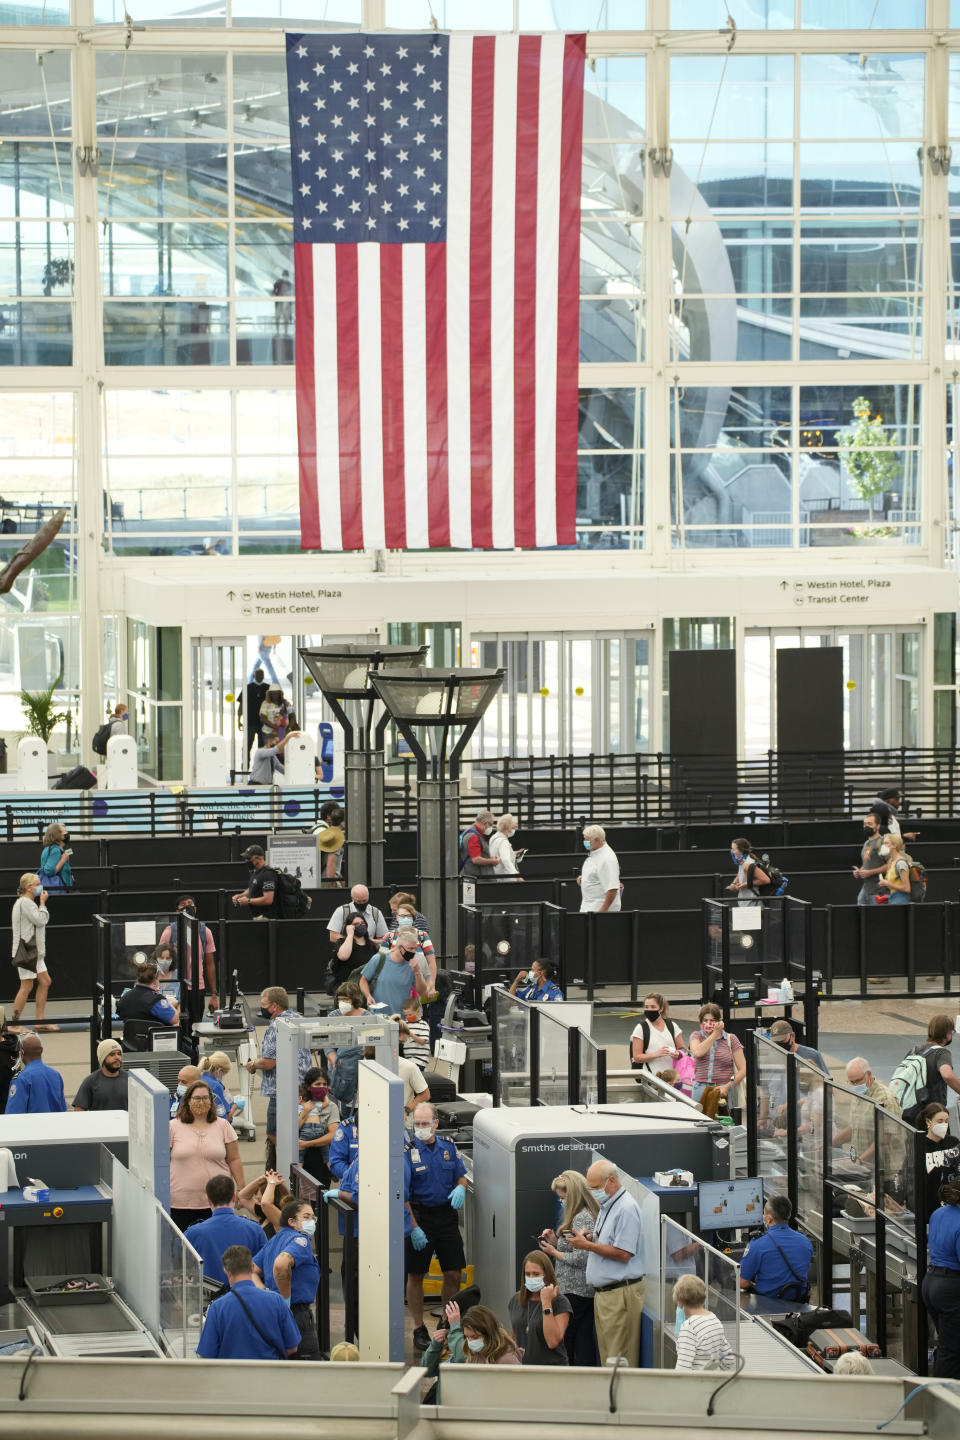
339, 1157, 361, 1237
405, 1134, 467, 1208
740, 1223, 813, 1296
205, 1075, 229, 1119
584, 1186, 646, 1287
253, 1227, 320, 1305
196, 1279, 300, 1359
185, 1206, 264, 1286
6, 1059, 67, 1114
516, 980, 565, 1003
929, 1204, 960, 1270
329, 1119, 359, 1180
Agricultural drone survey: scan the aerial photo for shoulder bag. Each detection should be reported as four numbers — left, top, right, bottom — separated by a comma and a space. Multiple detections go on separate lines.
11, 900, 38, 974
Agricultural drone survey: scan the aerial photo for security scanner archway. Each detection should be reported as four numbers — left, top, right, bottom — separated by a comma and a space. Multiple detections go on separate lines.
473, 1103, 733, 1323
94, 909, 206, 1053
273, 1013, 399, 1180
461, 900, 565, 996
703, 895, 818, 1048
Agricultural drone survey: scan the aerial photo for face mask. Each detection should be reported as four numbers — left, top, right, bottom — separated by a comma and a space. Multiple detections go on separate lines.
507, 830, 517, 839
310, 1085, 328, 1101
591, 1186, 608, 1203
352, 925, 368, 939
775, 1039, 791, 1051
176, 1084, 187, 1096
850, 1083, 868, 1095
524, 1275, 545, 1293
701, 1020, 715, 1034
338, 999, 353, 1014
300, 1218, 317, 1237
583, 839, 592, 850
466, 1336, 485, 1353
644, 1008, 660, 1022
730, 850, 740, 864
398, 915, 414, 925
179, 904, 196, 917
484, 825, 494, 836
932, 1121, 949, 1140
62, 833, 70, 844
675, 1308, 686, 1335
414, 1125, 434, 1142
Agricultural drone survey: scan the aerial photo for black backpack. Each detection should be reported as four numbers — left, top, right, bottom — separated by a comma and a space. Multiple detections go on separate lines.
772, 1307, 853, 1349
92, 721, 113, 756
275, 871, 311, 919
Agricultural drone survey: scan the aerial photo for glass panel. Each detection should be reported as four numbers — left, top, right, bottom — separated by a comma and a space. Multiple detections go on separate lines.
103, 301, 229, 365
236, 388, 297, 453
234, 148, 292, 220
799, 220, 920, 293
520, 0, 644, 23
95, 54, 228, 139
0, 53, 71, 137
0, 143, 74, 218
0, 221, 74, 297
672, 0, 794, 25
671, 143, 793, 212
101, 222, 229, 299
803, 0, 923, 22
385, 0, 513, 25
0, 303, 72, 365
98, 144, 229, 220
934, 613, 956, 687
800, 143, 923, 211
494, 986, 531, 1107
800, 55, 924, 141
96, 0, 225, 20
231, 0, 360, 23
671, 56, 794, 142
235, 224, 294, 297
584, 58, 645, 141
797, 1060, 825, 1237
755, 1034, 790, 1198
536, 1007, 570, 1107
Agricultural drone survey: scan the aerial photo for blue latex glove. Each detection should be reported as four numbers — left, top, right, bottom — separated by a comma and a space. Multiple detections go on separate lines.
323, 1189, 340, 1203
448, 1186, 466, 1211
410, 1226, 428, 1251
282, 1295, 292, 1307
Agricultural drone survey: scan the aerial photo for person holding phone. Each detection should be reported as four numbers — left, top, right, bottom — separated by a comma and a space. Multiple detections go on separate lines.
688, 1003, 745, 1107
40, 823, 73, 892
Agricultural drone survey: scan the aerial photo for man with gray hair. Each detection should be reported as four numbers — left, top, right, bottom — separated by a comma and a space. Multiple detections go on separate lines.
578, 824, 621, 913
459, 810, 500, 879
359, 927, 430, 1013
328, 883, 388, 945
831, 1057, 902, 1169
568, 1158, 645, 1364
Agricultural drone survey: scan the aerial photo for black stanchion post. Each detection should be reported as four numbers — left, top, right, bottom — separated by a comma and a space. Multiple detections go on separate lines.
785, 1052, 799, 1221
629, 909, 640, 1006
873, 1108, 888, 1355
746, 1033, 759, 1181
857, 904, 868, 996
567, 1023, 581, 1106
820, 1081, 833, 1306
597, 1045, 607, 1104
268, 915, 278, 989
906, 905, 916, 994
585, 912, 596, 1002
342, 1207, 359, 1344
491, 988, 501, 1108
529, 1004, 541, 1107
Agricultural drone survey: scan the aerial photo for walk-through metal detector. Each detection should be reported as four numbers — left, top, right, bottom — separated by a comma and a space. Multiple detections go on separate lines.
273, 1014, 399, 1179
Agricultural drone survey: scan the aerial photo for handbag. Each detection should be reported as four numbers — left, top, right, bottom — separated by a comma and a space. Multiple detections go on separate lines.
11, 900, 38, 973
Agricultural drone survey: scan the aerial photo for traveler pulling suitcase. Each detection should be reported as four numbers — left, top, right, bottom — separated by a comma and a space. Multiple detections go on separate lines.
805, 1327, 881, 1369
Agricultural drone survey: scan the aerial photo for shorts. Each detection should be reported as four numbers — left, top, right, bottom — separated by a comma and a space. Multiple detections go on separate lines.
405, 1204, 466, 1276
16, 958, 48, 981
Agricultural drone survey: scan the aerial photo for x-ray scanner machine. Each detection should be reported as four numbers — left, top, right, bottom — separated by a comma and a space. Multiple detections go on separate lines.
473, 1104, 733, 1320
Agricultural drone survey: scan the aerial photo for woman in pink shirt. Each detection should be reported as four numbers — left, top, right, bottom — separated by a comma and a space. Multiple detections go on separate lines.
169, 1079, 243, 1231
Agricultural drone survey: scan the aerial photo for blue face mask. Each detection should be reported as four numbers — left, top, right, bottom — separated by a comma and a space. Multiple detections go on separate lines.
300, 1218, 317, 1237
675, 1307, 686, 1334
466, 1336, 485, 1352
849, 1083, 868, 1095
730, 850, 740, 865
583, 839, 592, 851
524, 1275, 546, 1293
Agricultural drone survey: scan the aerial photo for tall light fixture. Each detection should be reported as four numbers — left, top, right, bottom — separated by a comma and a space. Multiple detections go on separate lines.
299, 643, 427, 887
367, 666, 505, 961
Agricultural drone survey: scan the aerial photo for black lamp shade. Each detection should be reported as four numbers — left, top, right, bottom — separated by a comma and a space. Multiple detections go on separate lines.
368, 667, 504, 723
299, 643, 426, 699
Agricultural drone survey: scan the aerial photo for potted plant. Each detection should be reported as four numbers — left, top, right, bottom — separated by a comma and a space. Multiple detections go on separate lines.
19, 681, 69, 746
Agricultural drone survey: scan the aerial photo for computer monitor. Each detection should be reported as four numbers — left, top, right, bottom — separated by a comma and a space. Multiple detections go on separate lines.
698, 1177, 765, 1232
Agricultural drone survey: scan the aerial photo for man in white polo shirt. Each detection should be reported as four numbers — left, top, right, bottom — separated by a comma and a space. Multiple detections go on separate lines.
578, 824, 621, 913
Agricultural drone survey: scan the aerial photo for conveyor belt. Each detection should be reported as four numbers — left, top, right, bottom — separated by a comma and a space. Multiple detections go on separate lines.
20, 1291, 163, 1358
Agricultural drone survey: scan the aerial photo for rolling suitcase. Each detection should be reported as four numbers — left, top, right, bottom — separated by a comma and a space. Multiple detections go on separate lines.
806, 1327, 880, 1369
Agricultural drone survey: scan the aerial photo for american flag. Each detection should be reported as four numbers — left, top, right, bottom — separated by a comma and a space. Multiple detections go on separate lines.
286, 30, 585, 551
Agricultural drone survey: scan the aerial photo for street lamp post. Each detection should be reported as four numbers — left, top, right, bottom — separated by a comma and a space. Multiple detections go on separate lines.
367, 667, 505, 963
298, 643, 427, 889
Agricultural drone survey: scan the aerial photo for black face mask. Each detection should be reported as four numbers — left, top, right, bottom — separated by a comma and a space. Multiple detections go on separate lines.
775, 1039, 792, 1051
180, 904, 196, 917
62, 833, 71, 844
352, 924, 368, 940
644, 1009, 660, 1021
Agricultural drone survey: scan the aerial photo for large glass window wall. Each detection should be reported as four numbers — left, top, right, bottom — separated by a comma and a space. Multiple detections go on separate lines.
0, 8, 955, 566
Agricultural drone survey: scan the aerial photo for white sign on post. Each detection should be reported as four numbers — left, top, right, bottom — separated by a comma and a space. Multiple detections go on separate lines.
267, 833, 319, 888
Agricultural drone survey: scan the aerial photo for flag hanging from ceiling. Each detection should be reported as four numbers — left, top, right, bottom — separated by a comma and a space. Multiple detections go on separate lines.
286, 30, 585, 551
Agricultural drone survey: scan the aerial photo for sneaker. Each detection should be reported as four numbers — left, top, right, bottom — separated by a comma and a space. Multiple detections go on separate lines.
412, 1325, 431, 1351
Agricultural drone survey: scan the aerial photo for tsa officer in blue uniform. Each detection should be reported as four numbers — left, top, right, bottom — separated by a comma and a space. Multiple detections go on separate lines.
405, 1101, 468, 1351
252, 1198, 321, 1359
185, 1176, 264, 1286
508, 959, 564, 1004
5, 1034, 66, 1114
739, 1194, 813, 1301
197, 1245, 300, 1359
923, 1178, 960, 1378
329, 1113, 359, 1180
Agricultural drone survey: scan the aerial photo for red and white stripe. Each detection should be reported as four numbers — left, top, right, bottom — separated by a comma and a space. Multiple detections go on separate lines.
295, 31, 584, 552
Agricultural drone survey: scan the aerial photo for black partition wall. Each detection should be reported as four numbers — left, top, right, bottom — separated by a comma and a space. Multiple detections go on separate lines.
776, 647, 844, 810
667, 649, 737, 807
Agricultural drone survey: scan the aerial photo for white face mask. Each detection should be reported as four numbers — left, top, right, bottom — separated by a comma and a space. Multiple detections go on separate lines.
484, 825, 494, 836
932, 1120, 949, 1140
466, 1336, 485, 1353
507, 829, 517, 839
338, 999, 353, 1015
414, 1125, 434, 1142
524, 1275, 545, 1293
